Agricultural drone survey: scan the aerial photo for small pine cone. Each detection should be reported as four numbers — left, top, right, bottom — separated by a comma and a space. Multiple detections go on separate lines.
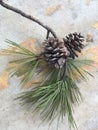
42, 37, 70, 69
63, 33, 84, 59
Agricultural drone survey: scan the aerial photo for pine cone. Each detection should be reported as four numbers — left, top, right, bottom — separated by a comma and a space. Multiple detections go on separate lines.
63, 33, 84, 59
42, 37, 70, 69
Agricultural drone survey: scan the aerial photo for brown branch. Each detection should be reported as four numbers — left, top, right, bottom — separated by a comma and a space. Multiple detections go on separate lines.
46, 30, 50, 39
0, 0, 57, 38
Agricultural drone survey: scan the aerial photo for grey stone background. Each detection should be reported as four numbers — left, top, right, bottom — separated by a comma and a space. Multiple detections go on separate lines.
0, 0, 98, 130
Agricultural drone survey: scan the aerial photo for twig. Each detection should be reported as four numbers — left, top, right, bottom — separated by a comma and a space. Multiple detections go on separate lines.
0, 0, 57, 38
61, 62, 68, 81
46, 30, 50, 39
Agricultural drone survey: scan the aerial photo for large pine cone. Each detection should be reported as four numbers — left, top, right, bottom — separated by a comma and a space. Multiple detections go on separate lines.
63, 33, 84, 59
42, 37, 70, 69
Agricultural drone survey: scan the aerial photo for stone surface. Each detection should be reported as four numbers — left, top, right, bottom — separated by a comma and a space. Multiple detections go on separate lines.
0, 0, 98, 130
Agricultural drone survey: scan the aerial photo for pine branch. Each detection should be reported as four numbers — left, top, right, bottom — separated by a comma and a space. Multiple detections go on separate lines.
2, 40, 94, 129
0, 0, 57, 39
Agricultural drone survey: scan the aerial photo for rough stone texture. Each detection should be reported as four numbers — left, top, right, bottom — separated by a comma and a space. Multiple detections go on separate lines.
0, 0, 98, 130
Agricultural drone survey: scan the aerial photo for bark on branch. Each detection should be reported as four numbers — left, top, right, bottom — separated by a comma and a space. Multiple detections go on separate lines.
0, 0, 57, 38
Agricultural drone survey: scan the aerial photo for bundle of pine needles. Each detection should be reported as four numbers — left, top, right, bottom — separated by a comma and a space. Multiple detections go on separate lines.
1, 34, 94, 130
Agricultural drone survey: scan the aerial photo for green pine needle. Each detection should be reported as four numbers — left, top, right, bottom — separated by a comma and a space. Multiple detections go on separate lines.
67, 59, 94, 81
6, 39, 35, 56
17, 77, 82, 129
4, 40, 44, 87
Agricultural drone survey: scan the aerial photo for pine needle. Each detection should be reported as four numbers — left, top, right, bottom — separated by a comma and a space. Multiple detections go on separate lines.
67, 59, 94, 81
17, 77, 82, 129
4, 40, 45, 87
5, 39, 35, 56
